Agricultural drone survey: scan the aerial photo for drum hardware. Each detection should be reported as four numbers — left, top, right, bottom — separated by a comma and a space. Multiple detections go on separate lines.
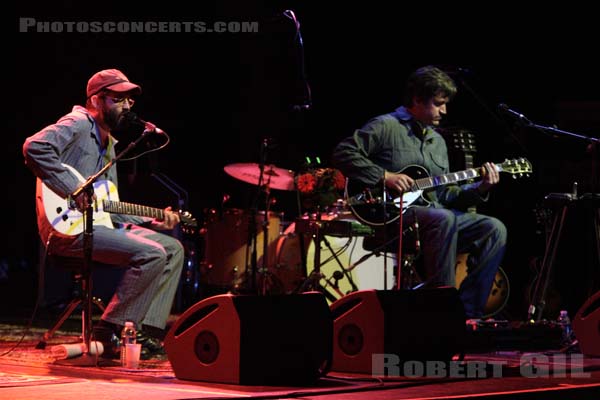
295, 217, 374, 238
223, 144, 296, 295
344, 228, 422, 290
201, 208, 283, 291
288, 212, 423, 302
293, 214, 359, 302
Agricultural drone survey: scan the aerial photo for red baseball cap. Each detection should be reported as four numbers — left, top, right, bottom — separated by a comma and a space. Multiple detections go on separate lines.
86, 69, 142, 98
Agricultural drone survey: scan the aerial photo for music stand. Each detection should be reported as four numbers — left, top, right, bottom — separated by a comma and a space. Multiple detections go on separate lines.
55, 128, 157, 366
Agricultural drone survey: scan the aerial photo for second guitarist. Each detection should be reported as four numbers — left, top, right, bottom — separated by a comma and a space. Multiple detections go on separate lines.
332, 65, 508, 320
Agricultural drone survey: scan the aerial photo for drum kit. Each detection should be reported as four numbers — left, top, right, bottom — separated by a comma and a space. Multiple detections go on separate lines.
199, 162, 395, 301
198, 160, 509, 318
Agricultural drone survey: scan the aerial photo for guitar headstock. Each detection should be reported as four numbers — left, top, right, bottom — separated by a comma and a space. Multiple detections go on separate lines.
498, 157, 533, 178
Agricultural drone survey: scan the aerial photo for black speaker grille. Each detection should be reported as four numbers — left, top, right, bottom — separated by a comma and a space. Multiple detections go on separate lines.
194, 330, 219, 365
338, 323, 363, 356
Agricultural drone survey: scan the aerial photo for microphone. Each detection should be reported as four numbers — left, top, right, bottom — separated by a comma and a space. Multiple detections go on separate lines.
497, 103, 531, 125
121, 111, 166, 135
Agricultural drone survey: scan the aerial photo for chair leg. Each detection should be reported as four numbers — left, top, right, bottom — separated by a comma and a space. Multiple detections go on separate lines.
35, 296, 106, 350
36, 298, 81, 349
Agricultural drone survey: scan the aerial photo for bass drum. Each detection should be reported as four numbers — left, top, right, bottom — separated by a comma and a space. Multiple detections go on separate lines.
270, 224, 310, 294
275, 222, 395, 301
202, 208, 283, 289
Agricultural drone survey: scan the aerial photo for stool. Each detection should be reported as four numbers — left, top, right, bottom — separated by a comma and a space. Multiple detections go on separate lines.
36, 250, 106, 350
361, 222, 423, 290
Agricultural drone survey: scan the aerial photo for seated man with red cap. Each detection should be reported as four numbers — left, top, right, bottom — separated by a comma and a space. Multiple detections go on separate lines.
23, 68, 184, 360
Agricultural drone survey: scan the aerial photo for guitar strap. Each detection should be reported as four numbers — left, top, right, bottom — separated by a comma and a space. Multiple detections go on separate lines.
410, 119, 427, 139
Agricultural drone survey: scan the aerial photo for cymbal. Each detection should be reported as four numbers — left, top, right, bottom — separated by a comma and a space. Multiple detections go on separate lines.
224, 163, 295, 191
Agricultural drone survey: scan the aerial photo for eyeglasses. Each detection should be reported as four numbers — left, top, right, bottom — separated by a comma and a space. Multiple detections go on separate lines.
102, 95, 135, 107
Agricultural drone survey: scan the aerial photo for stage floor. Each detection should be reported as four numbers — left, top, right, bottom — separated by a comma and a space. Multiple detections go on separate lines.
1, 315, 599, 400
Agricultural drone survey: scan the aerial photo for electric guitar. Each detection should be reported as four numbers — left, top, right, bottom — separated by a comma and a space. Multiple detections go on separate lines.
345, 157, 532, 226
38, 164, 197, 236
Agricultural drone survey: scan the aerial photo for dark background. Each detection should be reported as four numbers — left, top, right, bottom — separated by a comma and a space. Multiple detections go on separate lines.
6, 2, 600, 320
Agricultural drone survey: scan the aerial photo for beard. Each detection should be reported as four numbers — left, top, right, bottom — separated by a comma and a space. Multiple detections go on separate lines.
101, 104, 122, 131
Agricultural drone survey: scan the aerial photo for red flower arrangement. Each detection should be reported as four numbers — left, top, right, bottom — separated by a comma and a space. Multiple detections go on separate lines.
295, 167, 346, 210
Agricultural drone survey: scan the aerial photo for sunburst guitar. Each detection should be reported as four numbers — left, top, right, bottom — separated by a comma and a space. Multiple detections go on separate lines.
455, 254, 510, 318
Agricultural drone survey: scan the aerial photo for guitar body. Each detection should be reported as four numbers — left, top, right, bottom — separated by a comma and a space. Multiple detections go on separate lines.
455, 253, 510, 318
39, 164, 197, 236
345, 165, 431, 226
38, 165, 117, 236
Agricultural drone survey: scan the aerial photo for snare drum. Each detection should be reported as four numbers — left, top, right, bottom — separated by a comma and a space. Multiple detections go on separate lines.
203, 208, 283, 288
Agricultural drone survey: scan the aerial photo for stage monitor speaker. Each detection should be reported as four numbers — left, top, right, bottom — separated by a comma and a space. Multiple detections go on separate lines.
573, 290, 600, 356
164, 292, 333, 385
330, 288, 466, 374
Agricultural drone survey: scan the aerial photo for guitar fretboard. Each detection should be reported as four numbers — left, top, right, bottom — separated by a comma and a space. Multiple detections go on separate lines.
102, 200, 164, 220
413, 167, 484, 191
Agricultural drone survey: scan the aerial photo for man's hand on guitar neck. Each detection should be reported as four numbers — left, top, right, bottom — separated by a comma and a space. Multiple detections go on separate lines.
384, 170, 415, 193
151, 206, 180, 230
477, 162, 500, 194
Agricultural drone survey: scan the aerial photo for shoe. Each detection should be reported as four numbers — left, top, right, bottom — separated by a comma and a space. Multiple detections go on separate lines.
141, 324, 167, 341
136, 330, 167, 360
92, 325, 121, 359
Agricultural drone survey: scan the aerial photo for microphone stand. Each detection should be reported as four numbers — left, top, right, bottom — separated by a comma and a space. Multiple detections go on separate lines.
523, 122, 599, 322
246, 139, 271, 295
151, 173, 195, 310
56, 128, 157, 366
527, 122, 600, 145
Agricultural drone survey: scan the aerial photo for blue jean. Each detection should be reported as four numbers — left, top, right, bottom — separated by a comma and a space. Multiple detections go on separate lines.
47, 224, 184, 329
402, 206, 507, 318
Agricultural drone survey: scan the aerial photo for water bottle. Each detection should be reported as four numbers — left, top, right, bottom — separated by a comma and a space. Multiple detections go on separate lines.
557, 310, 573, 345
120, 321, 137, 366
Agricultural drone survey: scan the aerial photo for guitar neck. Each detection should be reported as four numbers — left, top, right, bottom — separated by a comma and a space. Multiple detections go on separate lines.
463, 153, 477, 213
102, 200, 164, 220
413, 165, 485, 190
